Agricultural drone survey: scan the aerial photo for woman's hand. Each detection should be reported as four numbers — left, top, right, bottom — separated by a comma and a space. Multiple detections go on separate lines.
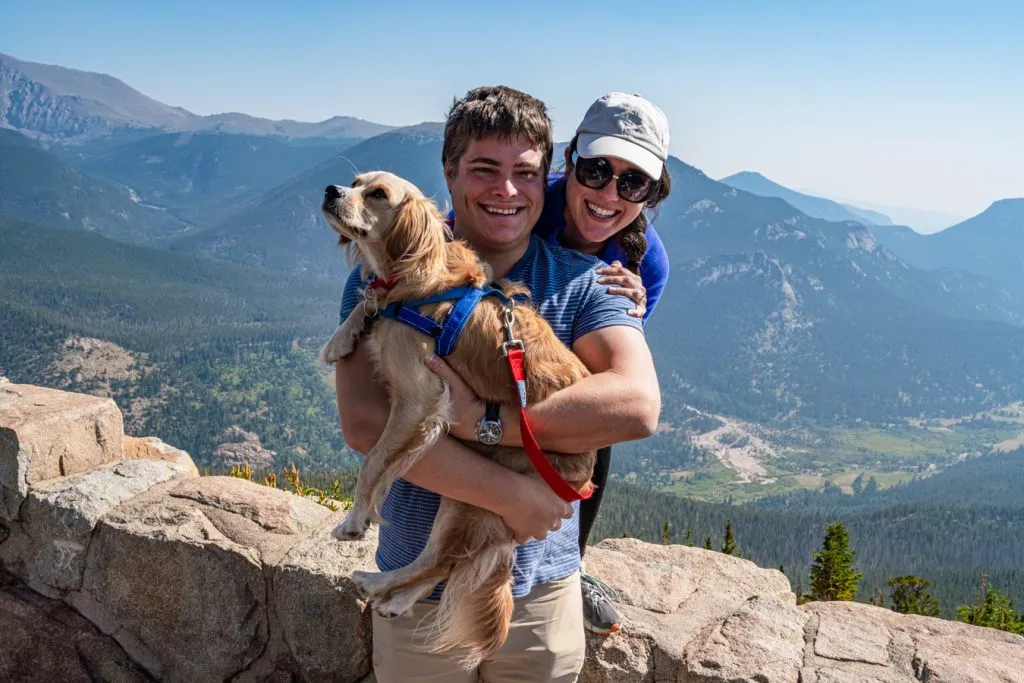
424, 354, 485, 441
597, 261, 647, 319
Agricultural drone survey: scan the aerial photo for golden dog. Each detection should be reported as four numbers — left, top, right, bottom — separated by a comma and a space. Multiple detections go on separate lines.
320, 171, 595, 668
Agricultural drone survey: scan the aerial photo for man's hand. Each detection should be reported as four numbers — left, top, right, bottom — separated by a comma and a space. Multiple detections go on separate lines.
424, 354, 485, 441
495, 474, 573, 544
422, 355, 573, 543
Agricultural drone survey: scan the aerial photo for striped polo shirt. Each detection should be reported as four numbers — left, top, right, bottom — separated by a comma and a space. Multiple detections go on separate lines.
338, 234, 643, 598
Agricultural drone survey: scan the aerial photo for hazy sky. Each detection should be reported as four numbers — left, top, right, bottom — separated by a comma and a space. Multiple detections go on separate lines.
2, 0, 1021, 219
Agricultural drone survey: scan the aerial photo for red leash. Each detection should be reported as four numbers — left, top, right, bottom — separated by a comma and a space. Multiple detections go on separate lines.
502, 309, 591, 503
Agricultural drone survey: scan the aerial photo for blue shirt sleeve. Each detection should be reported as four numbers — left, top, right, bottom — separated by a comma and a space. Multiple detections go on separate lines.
339, 267, 367, 323
572, 266, 645, 343
638, 223, 670, 324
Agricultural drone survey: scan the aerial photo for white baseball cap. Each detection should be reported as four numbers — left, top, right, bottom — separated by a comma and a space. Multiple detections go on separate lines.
575, 92, 670, 180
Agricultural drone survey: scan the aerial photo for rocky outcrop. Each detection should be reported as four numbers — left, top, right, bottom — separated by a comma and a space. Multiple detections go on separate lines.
0, 382, 125, 520
213, 426, 277, 469
580, 541, 1024, 683
2, 380, 1022, 682
580, 539, 805, 682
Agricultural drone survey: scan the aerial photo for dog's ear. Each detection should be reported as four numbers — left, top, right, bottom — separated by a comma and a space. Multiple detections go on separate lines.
385, 195, 446, 281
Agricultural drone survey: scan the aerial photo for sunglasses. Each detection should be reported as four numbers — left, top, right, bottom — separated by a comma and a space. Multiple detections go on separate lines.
573, 156, 657, 204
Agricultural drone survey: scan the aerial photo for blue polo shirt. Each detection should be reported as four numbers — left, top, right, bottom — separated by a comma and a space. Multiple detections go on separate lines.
339, 235, 643, 598
534, 174, 670, 324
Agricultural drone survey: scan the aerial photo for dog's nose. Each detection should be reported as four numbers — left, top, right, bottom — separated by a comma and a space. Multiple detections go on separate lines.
325, 185, 344, 201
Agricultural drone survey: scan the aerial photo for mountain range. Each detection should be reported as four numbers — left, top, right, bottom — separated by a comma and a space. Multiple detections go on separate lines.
638, 159, 1024, 420
72, 131, 346, 228
0, 128, 193, 242
2, 52, 1023, 433
0, 213, 339, 346
168, 123, 448, 276
716, 170, 964, 234
871, 199, 1024, 296
0, 52, 392, 144
799, 192, 965, 234
718, 171, 892, 225
717, 170, 1024, 296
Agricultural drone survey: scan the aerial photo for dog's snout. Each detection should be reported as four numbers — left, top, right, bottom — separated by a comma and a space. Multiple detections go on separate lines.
325, 185, 344, 201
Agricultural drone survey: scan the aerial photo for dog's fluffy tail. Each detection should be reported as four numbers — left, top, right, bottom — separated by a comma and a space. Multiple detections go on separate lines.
421, 542, 515, 670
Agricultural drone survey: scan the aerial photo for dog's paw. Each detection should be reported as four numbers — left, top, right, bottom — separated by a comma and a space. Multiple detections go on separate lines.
320, 327, 358, 364
372, 590, 420, 619
319, 344, 338, 365
331, 510, 371, 541
351, 570, 386, 601
351, 571, 373, 600
320, 338, 354, 364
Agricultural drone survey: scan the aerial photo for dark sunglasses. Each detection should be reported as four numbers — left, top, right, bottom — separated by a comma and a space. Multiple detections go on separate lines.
573, 156, 657, 203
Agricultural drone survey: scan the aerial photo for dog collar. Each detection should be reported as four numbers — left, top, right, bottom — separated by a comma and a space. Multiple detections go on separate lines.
367, 276, 399, 292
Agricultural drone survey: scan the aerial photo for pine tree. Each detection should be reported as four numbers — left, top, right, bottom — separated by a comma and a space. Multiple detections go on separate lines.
721, 520, 736, 556
869, 585, 886, 607
661, 520, 671, 545
958, 586, 1024, 635
703, 536, 713, 550
888, 575, 941, 617
683, 528, 693, 546
809, 522, 862, 601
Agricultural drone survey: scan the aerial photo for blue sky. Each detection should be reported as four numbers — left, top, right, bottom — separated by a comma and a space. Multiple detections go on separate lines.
2, 0, 1021, 221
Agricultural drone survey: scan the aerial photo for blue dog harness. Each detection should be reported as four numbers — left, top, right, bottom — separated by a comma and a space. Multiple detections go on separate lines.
375, 283, 519, 358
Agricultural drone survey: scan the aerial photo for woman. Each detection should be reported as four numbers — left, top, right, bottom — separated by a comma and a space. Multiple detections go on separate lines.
535, 91, 672, 324
532, 91, 673, 636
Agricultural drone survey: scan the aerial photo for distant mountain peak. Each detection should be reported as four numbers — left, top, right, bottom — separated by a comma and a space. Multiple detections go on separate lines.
384, 121, 445, 136
730, 170, 771, 181
950, 197, 1024, 229
868, 194, 1024, 298
986, 197, 1024, 214
719, 171, 892, 227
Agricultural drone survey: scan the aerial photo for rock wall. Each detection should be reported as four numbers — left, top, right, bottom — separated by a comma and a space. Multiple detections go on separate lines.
1, 379, 1022, 682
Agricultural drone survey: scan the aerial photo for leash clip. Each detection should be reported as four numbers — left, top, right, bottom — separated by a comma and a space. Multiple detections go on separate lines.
501, 300, 524, 356
362, 289, 381, 319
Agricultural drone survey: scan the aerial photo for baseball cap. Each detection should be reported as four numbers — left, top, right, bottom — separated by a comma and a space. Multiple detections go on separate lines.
575, 92, 670, 180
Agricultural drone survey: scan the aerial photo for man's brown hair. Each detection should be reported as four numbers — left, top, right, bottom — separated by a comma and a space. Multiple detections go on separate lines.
442, 86, 554, 175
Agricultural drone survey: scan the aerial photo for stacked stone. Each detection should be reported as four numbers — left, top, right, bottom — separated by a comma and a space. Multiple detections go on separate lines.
2, 379, 1022, 683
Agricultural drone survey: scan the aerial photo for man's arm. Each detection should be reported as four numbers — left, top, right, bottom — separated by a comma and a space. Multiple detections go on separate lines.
335, 344, 571, 543
526, 324, 660, 450
429, 324, 661, 453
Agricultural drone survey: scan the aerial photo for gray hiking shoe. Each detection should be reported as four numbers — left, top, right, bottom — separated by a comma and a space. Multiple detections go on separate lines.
581, 572, 622, 635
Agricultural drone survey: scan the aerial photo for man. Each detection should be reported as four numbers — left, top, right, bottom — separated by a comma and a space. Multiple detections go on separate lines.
334, 85, 660, 682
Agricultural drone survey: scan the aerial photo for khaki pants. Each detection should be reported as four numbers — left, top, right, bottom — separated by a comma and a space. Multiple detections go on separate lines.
371, 573, 585, 683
